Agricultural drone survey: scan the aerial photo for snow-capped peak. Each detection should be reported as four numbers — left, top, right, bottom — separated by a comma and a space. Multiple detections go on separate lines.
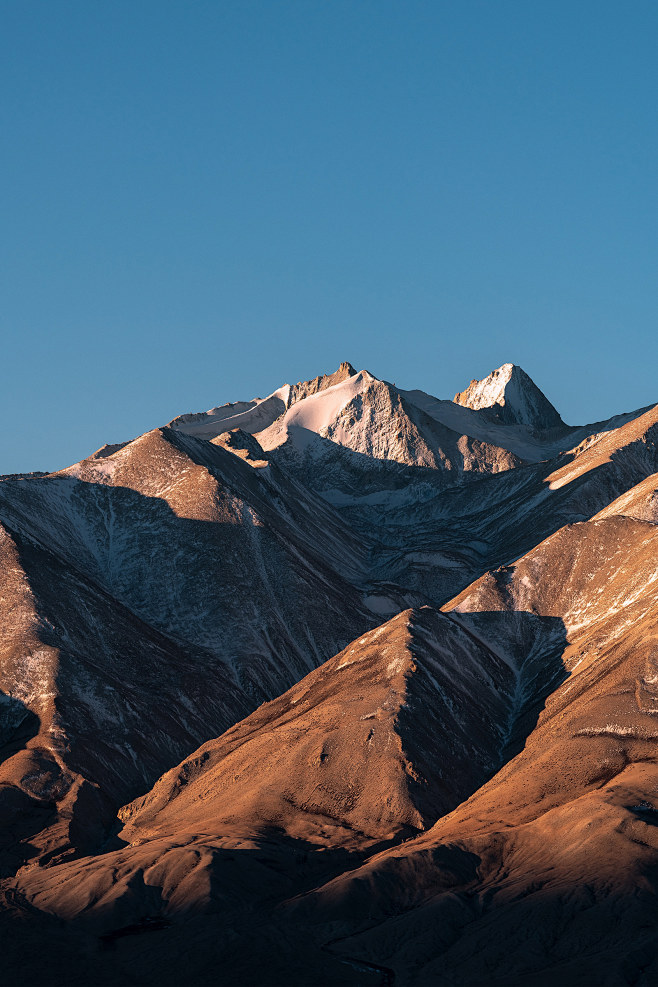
453, 363, 563, 429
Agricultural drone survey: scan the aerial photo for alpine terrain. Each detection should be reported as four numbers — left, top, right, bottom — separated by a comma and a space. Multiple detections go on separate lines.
2, 360, 658, 986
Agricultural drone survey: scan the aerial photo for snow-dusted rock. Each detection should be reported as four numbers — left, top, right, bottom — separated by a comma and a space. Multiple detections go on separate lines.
454, 362, 564, 428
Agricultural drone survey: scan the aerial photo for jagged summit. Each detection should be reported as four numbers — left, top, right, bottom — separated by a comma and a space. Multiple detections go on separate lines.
454, 362, 564, 429
287, 360, 356, 406
168, 362, 358, 440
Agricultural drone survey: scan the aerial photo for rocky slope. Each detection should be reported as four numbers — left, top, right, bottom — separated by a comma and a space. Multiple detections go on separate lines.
1, 360, 658, 985
114, 605, 524, 847
289, 515, 658, 985
0, 422, 382, 870
453, 361, 564, 428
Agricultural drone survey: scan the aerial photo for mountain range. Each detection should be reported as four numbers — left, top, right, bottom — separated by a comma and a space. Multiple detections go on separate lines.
1, 360, 658, 986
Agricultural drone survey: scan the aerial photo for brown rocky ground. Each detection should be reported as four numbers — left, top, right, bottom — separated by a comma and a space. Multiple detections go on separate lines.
2, 364, 658, 985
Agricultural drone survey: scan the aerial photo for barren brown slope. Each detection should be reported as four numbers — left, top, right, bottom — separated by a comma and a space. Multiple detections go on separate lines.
289, 516, 658, 986
593, 471, 658, 523
2, 518, 658, 986
353, 398, 658, 606
114, 606, 524, 850
0, 426, 378, 697
0, 425, 387, 872
2, 600, 567, 984
8, 605, 521, 926
0, 519, 247, 876
4, 365, 658, 986
545, 399, 658, 492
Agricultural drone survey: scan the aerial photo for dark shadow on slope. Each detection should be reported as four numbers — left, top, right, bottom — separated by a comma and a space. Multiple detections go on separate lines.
400, 609, 568, 829
265, 417, 658, 608
0, 830, 397, 986
289, 407, 658, 588
4, 870, 658, 987
628, 803, 658, 826
0, 418, 654, 879
0, 693, 49, 877
268, 423, 519, 500
488, 412, 658, 572
0, 595, 563, 984
0, 692, 40, 757
446, 609, 569, 765
0, 446, 381, 869
306, 863, 658, 987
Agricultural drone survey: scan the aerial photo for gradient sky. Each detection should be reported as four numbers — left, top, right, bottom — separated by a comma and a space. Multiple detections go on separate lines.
2, 0, 657, 473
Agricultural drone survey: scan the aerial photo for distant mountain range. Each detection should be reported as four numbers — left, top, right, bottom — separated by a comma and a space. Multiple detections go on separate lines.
2, 361, 658, 986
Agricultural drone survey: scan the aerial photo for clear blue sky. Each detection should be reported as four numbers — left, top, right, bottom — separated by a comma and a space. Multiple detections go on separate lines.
2, 0, 657, 473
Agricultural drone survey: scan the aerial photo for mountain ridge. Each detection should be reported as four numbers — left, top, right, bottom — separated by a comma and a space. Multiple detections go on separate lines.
1, 357, 658, 986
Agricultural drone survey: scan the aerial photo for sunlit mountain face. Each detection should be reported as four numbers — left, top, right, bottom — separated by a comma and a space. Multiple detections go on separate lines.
2, 361, 658, 986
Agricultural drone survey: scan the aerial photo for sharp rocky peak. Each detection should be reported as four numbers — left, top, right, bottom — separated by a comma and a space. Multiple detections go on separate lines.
287, 361, 357, 407
453, 363, 564, 429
